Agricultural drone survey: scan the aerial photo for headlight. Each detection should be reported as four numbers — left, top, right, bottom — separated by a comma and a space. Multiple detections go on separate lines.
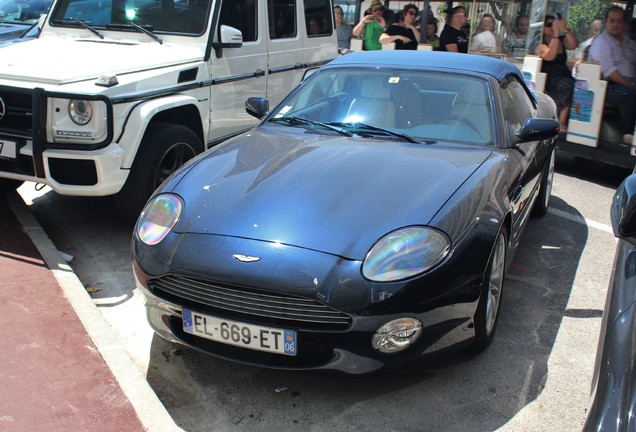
136, 194, 183, 245
69, 99, 93, 125
362, 226, 450, 282
372, 317, 422, 353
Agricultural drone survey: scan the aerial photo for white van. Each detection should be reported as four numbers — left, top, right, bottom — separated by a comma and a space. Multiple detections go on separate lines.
0, 0, 338, 219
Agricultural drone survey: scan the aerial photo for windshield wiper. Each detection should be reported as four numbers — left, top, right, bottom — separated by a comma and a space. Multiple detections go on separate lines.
269, 117, 357, 137
105, 21, 163, 44
331, 122, 435, 144
53, 17, 104, 39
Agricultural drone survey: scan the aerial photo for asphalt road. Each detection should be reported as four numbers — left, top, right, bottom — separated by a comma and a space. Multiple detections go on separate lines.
16, 154, 630, 432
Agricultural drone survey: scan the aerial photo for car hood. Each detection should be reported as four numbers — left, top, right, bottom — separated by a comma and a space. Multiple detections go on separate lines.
171, 128, 492, 259
0, 36, 201, 84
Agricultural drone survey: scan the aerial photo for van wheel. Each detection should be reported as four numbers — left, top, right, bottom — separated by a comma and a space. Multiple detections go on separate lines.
0, 178, 24, 193
116, 123, 202, 223
471, 229, 507, 353
532, 149, 555, 217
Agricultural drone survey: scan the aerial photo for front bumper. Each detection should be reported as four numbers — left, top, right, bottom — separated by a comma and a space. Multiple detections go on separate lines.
135, 270, 478, 375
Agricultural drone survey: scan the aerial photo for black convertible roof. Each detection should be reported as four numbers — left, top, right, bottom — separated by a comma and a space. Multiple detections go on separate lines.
328, 51, 524, 82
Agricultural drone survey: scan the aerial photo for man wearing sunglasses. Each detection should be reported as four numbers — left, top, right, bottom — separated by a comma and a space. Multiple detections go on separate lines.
440, 6, 468, 53
379, 4, 421, 50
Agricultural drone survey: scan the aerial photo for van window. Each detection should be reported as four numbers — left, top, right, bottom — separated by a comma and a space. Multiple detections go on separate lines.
269, 0, 296, 39
219, 0, 257, 42
304, 0, 332, 37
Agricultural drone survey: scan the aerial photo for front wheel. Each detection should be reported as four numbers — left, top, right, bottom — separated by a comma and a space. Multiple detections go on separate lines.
471, 229, 507, 352
116, 123, 202, 223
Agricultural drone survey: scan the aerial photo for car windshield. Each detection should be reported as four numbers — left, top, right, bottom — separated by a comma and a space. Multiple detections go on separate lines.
49, 0, 209, 35
0, 0, 50, 24
269, 68, 494, 146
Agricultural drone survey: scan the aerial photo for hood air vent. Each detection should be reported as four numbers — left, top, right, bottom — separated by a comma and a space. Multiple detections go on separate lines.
178, 68, 198, 83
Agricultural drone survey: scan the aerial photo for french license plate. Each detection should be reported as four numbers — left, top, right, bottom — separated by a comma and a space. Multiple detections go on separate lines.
0, 139, 16, 159
182, 308, 297, 356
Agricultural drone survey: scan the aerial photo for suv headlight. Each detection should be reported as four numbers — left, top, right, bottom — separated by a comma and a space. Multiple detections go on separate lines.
49, 97, 109, 143
69, 99, 93, 125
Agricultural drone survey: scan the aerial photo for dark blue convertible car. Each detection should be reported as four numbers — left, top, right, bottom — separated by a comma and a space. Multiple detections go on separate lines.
132, 51, 560, 374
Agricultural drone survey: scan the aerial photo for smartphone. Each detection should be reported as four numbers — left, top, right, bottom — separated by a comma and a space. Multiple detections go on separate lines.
556, 12, 562, 20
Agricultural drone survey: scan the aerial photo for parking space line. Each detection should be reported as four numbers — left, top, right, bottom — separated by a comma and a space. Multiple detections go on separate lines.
548, 207, 613, 235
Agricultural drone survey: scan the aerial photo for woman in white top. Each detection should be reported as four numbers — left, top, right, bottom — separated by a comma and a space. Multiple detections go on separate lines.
471, 14, 497, 53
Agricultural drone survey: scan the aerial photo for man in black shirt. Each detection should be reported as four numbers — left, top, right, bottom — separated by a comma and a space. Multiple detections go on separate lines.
440, 6, 469, 53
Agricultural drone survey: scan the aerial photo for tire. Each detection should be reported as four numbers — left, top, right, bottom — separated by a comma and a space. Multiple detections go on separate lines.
471, 229, 507, 353
0, 178, 23, 194
116, 122, 202, 223
532, 149, 555, 217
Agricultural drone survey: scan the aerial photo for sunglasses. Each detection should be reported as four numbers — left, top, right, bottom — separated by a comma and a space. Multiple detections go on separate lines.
545, 21, 553, 28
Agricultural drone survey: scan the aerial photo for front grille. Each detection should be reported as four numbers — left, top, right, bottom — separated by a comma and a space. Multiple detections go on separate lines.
0, 88, 33, 136
150, 274, 352, 330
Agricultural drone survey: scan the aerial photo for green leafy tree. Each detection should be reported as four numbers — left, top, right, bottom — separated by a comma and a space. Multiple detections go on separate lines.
567, 0, 612, 42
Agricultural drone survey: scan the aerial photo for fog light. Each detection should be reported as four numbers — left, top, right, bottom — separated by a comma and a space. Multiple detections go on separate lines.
372, 317, 422, 353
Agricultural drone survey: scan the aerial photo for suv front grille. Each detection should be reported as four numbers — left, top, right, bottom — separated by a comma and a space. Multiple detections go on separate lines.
0, 88, 33, 136
150, 274, 352, 331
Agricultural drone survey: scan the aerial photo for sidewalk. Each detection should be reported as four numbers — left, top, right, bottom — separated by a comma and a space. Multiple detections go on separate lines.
0, 190, 180, 432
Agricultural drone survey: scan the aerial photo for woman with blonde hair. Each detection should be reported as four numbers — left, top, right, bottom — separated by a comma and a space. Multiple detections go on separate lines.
470, 14, 497, 53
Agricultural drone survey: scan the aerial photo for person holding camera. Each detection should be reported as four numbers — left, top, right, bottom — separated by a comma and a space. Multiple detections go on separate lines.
536, 14, 578, 132
352, 0, 386, 51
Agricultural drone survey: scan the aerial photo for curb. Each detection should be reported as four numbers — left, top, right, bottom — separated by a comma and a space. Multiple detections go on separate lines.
7, 191, 183, 432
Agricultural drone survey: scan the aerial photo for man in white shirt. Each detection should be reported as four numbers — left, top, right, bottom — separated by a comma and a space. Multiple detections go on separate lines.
588, 6, 636, 143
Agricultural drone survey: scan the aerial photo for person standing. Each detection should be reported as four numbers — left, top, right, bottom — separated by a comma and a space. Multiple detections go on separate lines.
471, 14, 498, 53
503, 14, 529, 57
588, 6, 636, 143
536, 15, 579, 132
440, 6, 468, 53
379, 4, 421, 50
352, 0, 386, 51
334, 5, 352, 51
575, 19, 602, 59
425, 19, 440, 50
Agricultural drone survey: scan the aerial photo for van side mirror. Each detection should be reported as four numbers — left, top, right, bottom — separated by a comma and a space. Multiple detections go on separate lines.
246, 97, 269, 119
515, 118, 560, 143
612, 174, 636, 245
212, 25, 243, 57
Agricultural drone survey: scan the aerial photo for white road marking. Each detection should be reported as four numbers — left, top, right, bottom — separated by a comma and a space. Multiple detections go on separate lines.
548, 207, 613, 235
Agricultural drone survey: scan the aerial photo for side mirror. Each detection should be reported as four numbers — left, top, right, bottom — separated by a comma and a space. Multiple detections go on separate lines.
212, 25, 243, 57
37, 13, 46, 29
515, 118, 560, 143
611, 173, 636, 244
245, 97, 269, 119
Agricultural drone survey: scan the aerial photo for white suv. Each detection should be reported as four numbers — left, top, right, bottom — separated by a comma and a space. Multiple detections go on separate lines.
0, 0, 338, 219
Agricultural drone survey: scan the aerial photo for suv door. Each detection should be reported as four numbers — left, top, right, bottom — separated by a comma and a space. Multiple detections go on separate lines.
209, 0, 267, 142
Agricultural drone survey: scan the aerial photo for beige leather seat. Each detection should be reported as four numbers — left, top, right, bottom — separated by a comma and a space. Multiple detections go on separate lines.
346, 76, 396, 129
450, 82, 491, 142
